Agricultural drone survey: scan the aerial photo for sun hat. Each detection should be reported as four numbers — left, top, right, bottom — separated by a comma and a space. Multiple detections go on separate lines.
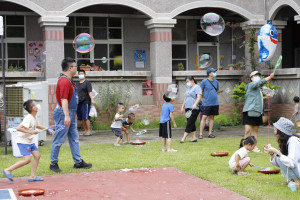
273, 117, 294, 136
250, 71, 261, 78
207, 68, 217, 74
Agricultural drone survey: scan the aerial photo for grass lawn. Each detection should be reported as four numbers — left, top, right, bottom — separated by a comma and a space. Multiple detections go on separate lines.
1, 136, 299, 200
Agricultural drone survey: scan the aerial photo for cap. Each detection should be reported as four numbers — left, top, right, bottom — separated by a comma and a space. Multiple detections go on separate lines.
250, 71, 261, 78
207, 68, 217, 74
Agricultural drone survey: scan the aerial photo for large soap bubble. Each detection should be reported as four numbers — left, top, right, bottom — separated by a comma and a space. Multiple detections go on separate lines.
200, 13, 225, 36
199, 54, 212, 68
73, 33, 95, 53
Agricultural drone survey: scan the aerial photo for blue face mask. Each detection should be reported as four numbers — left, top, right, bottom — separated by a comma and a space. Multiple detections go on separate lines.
253, 76, 260, 82
213, 73, 217, 78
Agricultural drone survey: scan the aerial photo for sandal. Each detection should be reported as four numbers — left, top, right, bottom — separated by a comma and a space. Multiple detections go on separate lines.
208, 134, 215, 138
83, 133, 92, 136
198, 135, 203, 139
28, 176, 43, 182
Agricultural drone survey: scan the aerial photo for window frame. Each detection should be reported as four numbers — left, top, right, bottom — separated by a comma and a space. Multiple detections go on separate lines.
64, 16, 123, 71
1, 16, 26, 70
172, 19, 188, 71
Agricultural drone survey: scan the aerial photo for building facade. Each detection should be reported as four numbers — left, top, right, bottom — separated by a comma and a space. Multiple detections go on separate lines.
1, 0, 300, 124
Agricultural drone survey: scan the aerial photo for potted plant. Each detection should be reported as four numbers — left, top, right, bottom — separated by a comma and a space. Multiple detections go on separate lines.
218, 66, 223, 70
80, 64, 91, 71
235, 61, 243, 70
178, 62, 184, 71
228, 64, 234, 70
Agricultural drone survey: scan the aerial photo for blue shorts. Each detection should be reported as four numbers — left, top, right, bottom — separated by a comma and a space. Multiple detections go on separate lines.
77, 103, 91, 120
111, 128, 123, 139
17, 143, 38, 156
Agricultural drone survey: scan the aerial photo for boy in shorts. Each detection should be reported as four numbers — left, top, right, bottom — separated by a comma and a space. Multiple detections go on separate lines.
121, 113, 136, 144
159, 93, 177, 152
2, 100, 49, 182
110, 103, 125, 146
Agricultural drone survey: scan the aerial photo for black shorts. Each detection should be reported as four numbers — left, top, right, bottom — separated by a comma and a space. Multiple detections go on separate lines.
159, 121, 172, 138
242, 112, 263, 126
202, 106, 219, 116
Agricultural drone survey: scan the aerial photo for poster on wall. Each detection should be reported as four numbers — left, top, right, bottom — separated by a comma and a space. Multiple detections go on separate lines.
134, 50, 145, 68
28, 41, 44, 76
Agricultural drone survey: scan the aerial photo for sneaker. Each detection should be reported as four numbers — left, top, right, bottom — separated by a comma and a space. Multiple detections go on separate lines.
237, 171, 249, 176
74, 160, 92, 169
252, 146, 261, 153
162, 148, 167, 152
50, 163, 61, 173
167, 149, 178, 153
114, 144, 121, 147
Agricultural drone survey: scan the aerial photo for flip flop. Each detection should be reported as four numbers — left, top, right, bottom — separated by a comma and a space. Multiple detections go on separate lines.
28, 176, 44, 182
2, 169, 13, 181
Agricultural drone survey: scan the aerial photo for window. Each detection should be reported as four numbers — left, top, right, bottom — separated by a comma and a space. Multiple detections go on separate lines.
64, 17, 123, 71
1, 16, 26, 71
172, 19, 187, 71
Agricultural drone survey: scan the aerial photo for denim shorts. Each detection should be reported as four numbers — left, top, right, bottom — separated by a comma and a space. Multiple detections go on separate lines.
17, 143, 38, 156
111, 128, 123, 139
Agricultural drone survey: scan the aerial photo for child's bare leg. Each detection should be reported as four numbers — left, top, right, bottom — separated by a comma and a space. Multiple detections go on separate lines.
122, 132, 125, 143
30, 151, 41, 178
181, 132, 189, 142
5, 155, 31, 174
239, 160, 250, 172
167, 138, 172, 150
114, 137, 121, 145
162, 138, 167, 150
126, 132, 130, 142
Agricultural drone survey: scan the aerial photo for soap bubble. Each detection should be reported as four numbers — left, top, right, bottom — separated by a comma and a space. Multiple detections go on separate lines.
200, 13, 225, 36
164, 84, 178, 99
73, 33, 95, 53
142, 119, 149, 125
199, 54, 212, 68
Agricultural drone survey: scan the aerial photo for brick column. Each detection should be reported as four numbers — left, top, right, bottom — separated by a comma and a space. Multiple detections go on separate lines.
145, 19, 176, 106
39, 16, 68, 79
241, 20, 286, 71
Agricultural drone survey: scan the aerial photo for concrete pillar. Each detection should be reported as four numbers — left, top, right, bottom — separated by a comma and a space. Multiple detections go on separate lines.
38, 16, 68, 79
145, 19, 176, 106
241, 20, 286, 71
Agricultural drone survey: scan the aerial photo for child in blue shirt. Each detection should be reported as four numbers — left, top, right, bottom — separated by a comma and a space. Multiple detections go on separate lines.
121, 113, 136, 144
159, 93, 177, 152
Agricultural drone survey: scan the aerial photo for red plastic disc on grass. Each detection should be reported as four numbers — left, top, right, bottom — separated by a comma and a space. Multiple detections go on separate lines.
258, 169, 280, 174
131, 140, 146, 145
210, 152, 229, 157
18, 188, 45, 196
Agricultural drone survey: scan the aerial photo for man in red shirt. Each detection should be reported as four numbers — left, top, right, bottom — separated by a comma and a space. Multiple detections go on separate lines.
50, 57, 92, 172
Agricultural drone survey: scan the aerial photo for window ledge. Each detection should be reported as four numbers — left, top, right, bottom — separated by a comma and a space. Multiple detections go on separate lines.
75, 71, 152, 81
173, 70, 246, 80
0, 71, 41, 78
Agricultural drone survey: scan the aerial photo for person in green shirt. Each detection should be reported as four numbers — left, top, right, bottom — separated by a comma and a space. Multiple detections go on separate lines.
242, 71, 274, 152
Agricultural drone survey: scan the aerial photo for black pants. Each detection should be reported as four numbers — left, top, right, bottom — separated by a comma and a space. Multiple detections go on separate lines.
185, 109, 200, 133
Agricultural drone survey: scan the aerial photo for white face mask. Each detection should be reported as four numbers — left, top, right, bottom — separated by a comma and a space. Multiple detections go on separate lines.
213, 73, 217, 78
78, 74, 85, 80
187, 82, 192, 88
36, 104, 41, 112
253, 76, 260, 82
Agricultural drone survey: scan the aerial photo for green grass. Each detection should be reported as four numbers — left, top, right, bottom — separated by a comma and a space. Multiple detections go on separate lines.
1, 136, 299, 199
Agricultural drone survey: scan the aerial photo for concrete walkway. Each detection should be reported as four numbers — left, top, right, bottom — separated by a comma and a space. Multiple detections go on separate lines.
45, 126, 273, 146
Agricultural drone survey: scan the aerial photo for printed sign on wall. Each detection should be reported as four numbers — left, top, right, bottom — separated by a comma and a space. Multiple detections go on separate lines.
28, 41, 44, 76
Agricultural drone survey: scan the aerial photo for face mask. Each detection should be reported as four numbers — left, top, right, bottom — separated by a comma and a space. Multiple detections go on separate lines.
78, 74, 85, 80
213, 73, 217, 78
253, 76, 260, 82
187, 82, 192, 88
36, 104, 41, 112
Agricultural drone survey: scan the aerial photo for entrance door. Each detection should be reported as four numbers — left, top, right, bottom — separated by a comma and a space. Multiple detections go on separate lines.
197, 44, 219, 68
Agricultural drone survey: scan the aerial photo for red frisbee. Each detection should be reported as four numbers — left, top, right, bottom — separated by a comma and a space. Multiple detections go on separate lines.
131, 140, 146, 145
210, 152, 229, 157
258, 169, 280, 174
18, 188, 45, 196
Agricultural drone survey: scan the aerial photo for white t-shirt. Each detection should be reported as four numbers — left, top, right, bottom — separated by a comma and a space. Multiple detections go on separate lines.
270, 136, 300, 176
110, 113, 122, 129
16, 114, 39, 144
229, 147, 248, 170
